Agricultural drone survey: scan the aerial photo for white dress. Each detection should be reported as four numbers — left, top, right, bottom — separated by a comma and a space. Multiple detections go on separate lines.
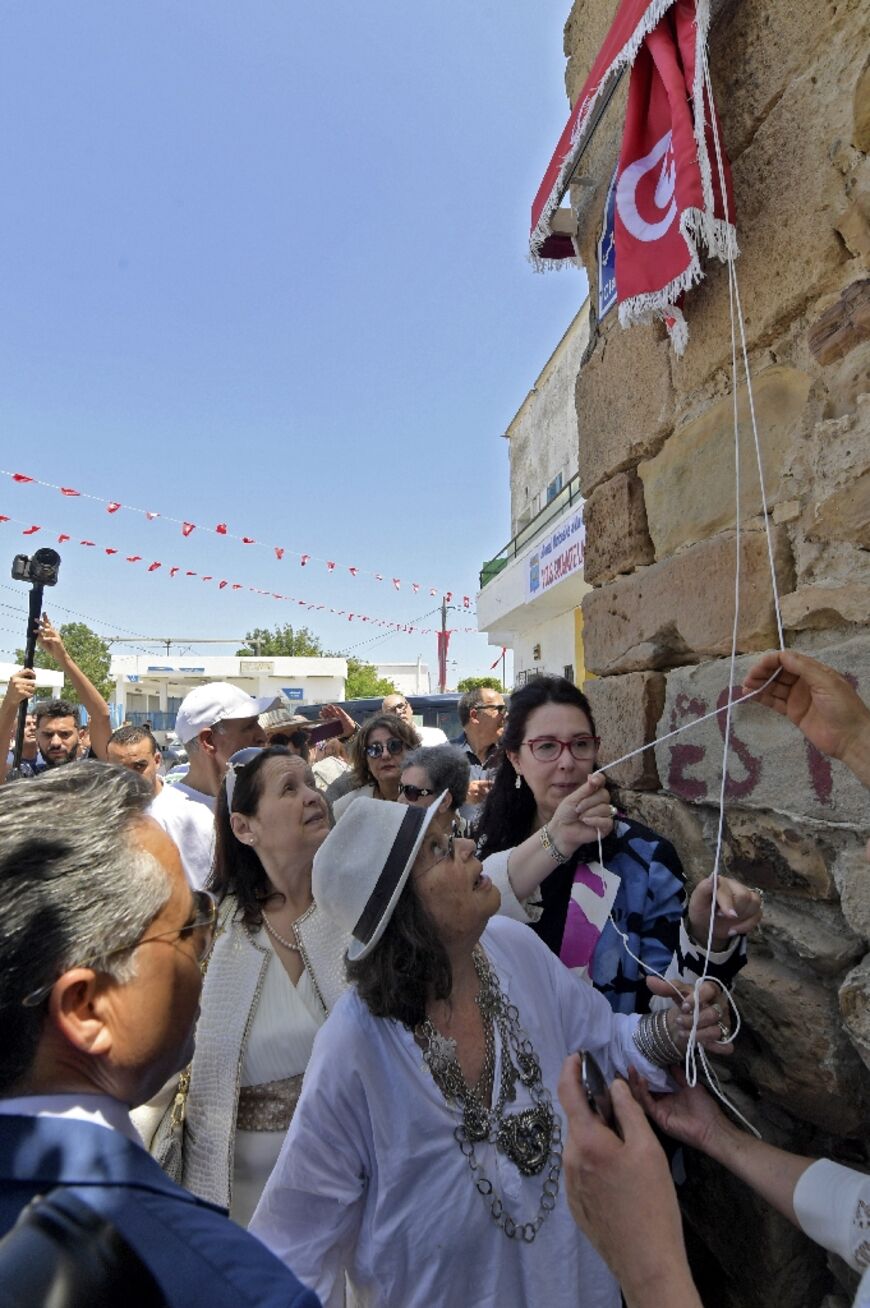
230, 929, 326, 1226
250, 915, 671, 1308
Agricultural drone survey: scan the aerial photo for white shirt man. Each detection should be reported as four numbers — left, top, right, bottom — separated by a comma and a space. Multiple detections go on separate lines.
106, 725, 214, 890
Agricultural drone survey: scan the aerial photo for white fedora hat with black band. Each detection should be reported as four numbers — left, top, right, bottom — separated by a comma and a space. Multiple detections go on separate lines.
312, 796, 445, 961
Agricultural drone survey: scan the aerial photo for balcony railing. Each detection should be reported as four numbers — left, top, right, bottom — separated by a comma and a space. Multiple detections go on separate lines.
480, 473, 583, 589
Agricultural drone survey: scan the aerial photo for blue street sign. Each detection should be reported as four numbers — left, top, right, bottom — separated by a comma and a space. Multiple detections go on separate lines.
282, 687, 304, 700
598, 167, 618, 321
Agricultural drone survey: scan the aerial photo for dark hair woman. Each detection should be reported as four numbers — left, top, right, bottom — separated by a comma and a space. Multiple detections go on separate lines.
248, 796, 730, 1308
135, 745, 349, 1227
474, 676, 762, 1015
331, 712, 421, 820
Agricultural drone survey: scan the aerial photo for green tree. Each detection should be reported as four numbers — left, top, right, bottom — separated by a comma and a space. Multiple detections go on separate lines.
236, 624, 325, 658
344, 658, 397, 700
24, 622, 113, 702
456, 675, 503, 693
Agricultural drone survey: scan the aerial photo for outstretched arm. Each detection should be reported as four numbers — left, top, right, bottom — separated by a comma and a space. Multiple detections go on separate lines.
631, 1069, 813, 1227
558, 1058, 702, 1308
743, 649, 870, 788
0, 668, 37, 783
37, 616, 112, 760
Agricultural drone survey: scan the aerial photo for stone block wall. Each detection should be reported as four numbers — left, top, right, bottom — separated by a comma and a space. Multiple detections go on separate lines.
561, 1, 870, 1302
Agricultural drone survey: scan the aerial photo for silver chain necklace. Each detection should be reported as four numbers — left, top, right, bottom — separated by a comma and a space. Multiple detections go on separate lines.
260, 911, 300, 953
415, 946, 562, 1243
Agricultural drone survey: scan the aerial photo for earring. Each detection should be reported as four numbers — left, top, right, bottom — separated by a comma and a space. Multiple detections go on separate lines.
515, 774, 522, 790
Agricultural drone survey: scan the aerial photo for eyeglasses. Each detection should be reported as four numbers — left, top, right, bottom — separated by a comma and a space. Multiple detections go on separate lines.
384, 702, 410, 714
365, 738, 405, 759
415, 831, 455, 877
473, 703, 505, 716
522, 735, 600, 762
225, 746, 265, 808
398, 782, 435, 801
21, 889, 218, 1008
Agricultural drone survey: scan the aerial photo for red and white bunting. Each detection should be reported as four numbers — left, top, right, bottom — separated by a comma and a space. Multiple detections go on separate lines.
0, 467, 471, 600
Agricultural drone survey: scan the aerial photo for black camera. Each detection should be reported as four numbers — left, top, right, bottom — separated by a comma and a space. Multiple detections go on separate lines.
11, 549, 61, 587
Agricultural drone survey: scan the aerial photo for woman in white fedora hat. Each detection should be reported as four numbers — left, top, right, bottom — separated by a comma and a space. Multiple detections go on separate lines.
249, 796, 731, 1308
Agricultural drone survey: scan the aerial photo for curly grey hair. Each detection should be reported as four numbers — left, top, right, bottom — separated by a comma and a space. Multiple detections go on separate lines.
401, 744, 470, 811
0, 761, 172, 1093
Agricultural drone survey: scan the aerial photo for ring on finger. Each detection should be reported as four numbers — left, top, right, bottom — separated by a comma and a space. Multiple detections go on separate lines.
716, 1020, 731, 1041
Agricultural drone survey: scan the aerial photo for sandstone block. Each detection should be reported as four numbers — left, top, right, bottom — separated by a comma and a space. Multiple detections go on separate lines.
803, 470, 870, 551
575, 324, 673, 495
840, 955, 870, 1074
583, 670, 664, 790
710, 0, 863, 160
622, 792, 716, 883
755, 896, 864, 976
833, 842, 870, 943
735, 955, 870, 1133
722, 810, 838, 901
582, 528, 794, 675
673, 29, 862, 400
808, 279, 870, 365
638, 367, 811, 559
856, 52, 870, 152
582, 470, 654, 585
781, 583, 870, 631
656, 638, 870, 824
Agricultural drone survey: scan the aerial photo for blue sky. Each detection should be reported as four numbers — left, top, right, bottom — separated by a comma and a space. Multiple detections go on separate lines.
0, 1, 585, 684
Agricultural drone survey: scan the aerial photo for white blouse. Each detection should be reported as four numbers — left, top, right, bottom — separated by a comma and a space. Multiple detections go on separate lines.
231, 930, 327, 1227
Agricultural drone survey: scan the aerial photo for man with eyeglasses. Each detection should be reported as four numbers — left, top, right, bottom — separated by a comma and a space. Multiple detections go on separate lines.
451, 687, 507, 821
0, 762, 318, 1307
381, 693, 448, 745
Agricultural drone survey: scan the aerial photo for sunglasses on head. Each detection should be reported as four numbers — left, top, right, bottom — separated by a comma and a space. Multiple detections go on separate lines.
365, 738, 405, 759
398, 782, 435, 801
225, 746, 266, 808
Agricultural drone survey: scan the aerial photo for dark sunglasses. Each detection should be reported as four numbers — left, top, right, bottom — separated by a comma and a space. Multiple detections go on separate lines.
365, 738, 405, 759
398, 782, 435, 801
269, 731, 309, 748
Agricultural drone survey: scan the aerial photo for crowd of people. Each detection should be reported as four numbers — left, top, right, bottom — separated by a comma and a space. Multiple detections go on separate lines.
0, 637, 867, 1307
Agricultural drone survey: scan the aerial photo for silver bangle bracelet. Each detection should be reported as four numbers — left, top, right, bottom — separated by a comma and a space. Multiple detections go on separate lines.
539, 823, 569, 864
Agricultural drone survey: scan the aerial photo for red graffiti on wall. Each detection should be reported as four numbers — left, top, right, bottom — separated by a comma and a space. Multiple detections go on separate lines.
665, 674, 856, 807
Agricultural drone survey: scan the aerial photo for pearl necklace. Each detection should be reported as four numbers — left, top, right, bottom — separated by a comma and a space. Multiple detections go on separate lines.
260, 911, 300, 953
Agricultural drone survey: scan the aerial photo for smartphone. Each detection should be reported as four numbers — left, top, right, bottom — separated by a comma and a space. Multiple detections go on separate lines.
579, 1051, 617, 1131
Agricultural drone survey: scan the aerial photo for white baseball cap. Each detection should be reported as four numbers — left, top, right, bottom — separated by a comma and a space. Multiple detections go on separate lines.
175, 683, 280, 745
312, 794, 445, 961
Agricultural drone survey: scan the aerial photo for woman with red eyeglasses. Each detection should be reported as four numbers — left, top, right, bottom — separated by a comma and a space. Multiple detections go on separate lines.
474, 676, 762, 1016
331, 713, 421, 821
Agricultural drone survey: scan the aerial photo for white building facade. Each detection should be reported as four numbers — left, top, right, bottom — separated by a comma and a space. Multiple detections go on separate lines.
477, 308, 591, 686
110, 654, 347, 736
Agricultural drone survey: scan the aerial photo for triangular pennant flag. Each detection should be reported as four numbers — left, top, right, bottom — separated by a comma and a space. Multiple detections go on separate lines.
392, 578, 400, 590
242, 537, 255, 545
215, 523, 228, 535
12, 473, 33, 483
275, 547, 285, 560
348, 567, 358, 577
300, 554, 310, 566
146, 512, 159, 521
170, 567, 179, 577
105, 548, 118, 555
61, 487, 80, 497
219, 580, 228, 589
147, 561, 161, 572
58, 534, 70, 543
127, 555, 142, 562
106, 502, 121, 513
22, 525, 40, 535
182, 522, 195, 537
326, 561, 336, 572
80, 540, 95, 547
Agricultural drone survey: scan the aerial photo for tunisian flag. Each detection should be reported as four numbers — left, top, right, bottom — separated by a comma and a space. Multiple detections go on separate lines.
530, 0, 736, 354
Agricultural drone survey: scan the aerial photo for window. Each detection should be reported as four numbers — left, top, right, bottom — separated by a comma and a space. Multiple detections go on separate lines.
545, 472, 564, 504
563, 664, 575, 684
